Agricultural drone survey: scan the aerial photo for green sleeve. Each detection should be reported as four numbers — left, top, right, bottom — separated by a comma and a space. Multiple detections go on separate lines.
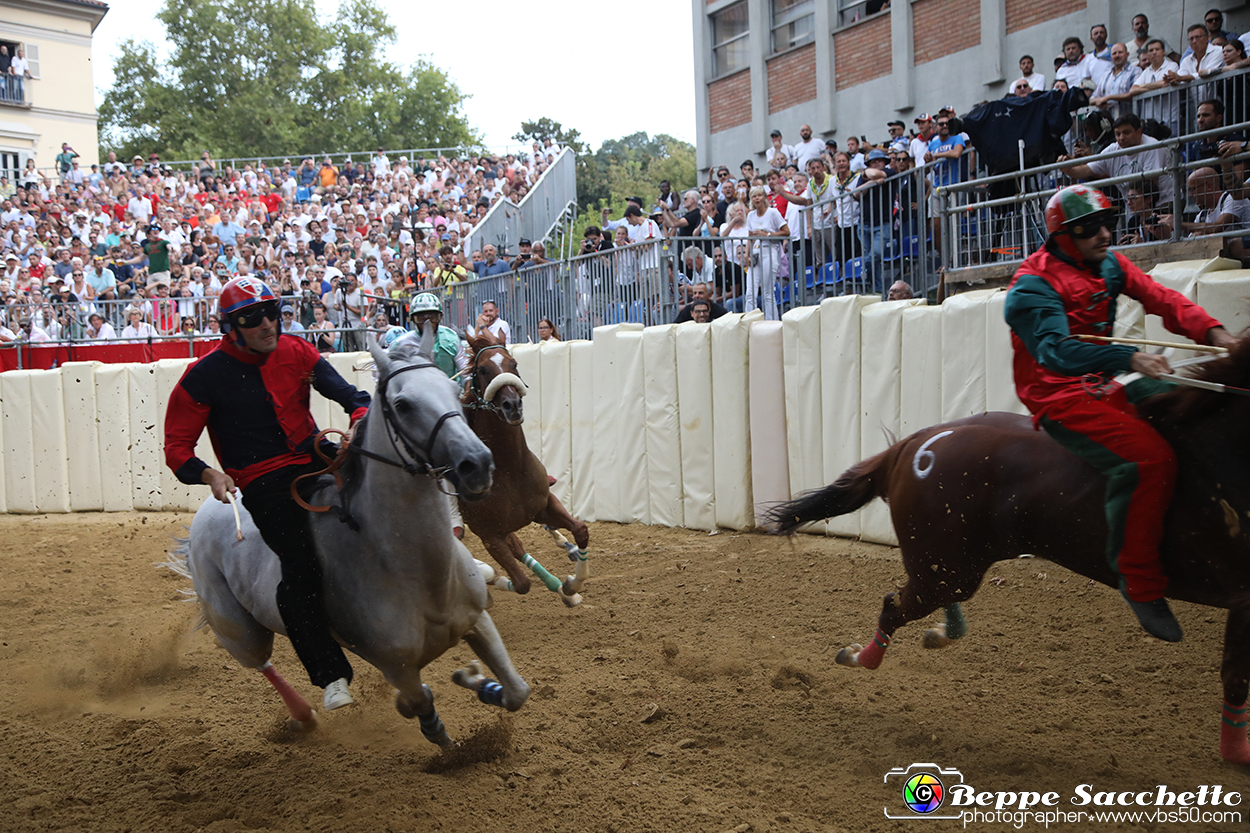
1003, 274, 1137, 376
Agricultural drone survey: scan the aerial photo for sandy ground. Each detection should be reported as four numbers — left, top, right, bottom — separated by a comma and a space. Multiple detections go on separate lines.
0, 512, 1247, 833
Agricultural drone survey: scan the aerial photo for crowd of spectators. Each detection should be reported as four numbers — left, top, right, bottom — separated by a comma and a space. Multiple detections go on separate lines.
594, 9, 1249, 321
0, 138, 567, 347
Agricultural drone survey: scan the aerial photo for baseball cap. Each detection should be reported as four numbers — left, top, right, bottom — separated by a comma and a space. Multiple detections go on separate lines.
866, 148, 890, 162
440, 233, 451, 241
887, 120, 905, 128
519, 238, 532, 246
914, 113, 933, 123
770, 129, 782, 137
280, 303, 294, 313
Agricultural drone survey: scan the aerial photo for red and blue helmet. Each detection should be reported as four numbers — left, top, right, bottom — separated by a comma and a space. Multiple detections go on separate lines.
219, 277, 278, 334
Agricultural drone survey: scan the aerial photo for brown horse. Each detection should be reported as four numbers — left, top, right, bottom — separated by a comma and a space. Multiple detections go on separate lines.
459, 329, 590, 604
766, 344, 1250, 765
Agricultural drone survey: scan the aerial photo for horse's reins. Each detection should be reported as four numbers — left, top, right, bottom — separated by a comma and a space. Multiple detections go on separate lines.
291, 359, 465, 518
1071, 335, 1250, 398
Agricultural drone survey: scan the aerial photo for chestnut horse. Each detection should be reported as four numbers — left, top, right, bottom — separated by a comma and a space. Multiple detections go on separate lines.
459, 329, 590, 604
767, 344, 1250, 765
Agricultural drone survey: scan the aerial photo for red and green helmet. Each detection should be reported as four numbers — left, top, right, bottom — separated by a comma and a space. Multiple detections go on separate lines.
1044, 185, 1114, 236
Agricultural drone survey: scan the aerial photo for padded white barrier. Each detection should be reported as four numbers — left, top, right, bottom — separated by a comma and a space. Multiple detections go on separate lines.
95, 363, 133, 512
821, 295, 877, 537
674, 323, 716, 530
781, 304, 824, 533
1143, 259, 1229, 344
591, 323, 643, 522
510, 343, 543, 462
153, 359, 196, 512
859, 300, 922, 545
128, 363, 163, 511
941, 289, 997, 421
323, 352, 366, 433
538, 339, 572, 509
1, 371, 36, 513
748, 321, 789, 526
711, 310, 760, 530
984, 290, 1027, 415
900, 305, 944, 437
642, 325, 684, 527
567, 340, 596, 521
616, 331, 651, 524
61, 362, 103, 512
1196, 269, 1250, 338
28, 368, 69, 513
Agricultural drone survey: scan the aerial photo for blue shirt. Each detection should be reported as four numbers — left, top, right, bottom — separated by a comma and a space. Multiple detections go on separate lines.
472, 260, 511, 277
213, 221, 245, 247
928, 134, 966, 187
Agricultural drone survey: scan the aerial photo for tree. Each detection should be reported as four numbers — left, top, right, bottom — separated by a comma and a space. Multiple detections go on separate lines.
98, 0, 477, 163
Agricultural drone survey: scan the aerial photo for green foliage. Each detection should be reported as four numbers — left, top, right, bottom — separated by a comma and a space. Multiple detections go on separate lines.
99, 0, 477, 162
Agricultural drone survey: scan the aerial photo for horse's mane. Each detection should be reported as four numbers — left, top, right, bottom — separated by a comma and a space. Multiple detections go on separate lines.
1143, 337, 1250, 427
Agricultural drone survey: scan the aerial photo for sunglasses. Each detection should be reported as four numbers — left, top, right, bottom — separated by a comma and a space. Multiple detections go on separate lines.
232, 300, 280, 328
1069, 216, 1116, 239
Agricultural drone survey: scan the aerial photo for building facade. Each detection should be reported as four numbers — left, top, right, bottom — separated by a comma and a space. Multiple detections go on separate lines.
0, 0, 108, 185
693, 0, 1239, 174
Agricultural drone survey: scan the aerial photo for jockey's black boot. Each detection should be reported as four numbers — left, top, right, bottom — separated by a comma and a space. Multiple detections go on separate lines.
1122, 593, 1183, 642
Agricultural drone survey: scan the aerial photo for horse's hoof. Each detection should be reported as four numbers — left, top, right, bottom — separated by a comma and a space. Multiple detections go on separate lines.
835, 644, 864, 668
452, 661, 487, 690
560, 592, 583, 608
287, 713, 318, 733
923, 625, 954, 649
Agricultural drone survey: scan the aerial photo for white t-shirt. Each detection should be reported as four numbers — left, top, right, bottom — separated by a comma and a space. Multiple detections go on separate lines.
785, 187, 813, 239
485, 318, 511, 344
1024, 72, 1046, 91
1085, 134, 1174, 206
1055, 56, 1095, 88
745, 207, 786, 252
791, 138, 825, 171
1197, 192, 1250, 232
1133, 59, 1182, 129
87, 321, 117, 340
766, 143, 795, 171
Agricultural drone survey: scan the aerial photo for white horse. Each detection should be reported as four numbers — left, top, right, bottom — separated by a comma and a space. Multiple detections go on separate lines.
176, 327, 529, 746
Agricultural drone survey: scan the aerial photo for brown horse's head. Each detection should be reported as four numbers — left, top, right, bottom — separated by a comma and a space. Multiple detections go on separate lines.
465, 327, 527, 426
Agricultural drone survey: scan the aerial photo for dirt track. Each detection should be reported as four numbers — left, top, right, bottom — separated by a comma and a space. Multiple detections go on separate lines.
1, 512, 1247, 833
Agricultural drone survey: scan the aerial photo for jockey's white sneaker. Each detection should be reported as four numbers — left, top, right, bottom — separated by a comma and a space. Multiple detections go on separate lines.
323, 678, 354, 710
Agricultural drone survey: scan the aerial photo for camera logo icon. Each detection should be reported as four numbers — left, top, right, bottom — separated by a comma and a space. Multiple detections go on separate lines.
884, 763, 965, 820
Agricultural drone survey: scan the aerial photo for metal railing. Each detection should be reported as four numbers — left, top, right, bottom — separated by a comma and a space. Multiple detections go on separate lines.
1129, 64, 1249, 140
936, 119, 1250, 275
0, 74, 28, 107
467, 148, 577, 258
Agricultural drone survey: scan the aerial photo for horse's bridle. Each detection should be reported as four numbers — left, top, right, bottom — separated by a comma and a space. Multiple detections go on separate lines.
464, 344, 520, 413
359, 359, 465, 482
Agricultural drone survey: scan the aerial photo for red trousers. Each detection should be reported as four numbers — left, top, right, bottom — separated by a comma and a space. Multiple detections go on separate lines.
1038, 387, 1176, 601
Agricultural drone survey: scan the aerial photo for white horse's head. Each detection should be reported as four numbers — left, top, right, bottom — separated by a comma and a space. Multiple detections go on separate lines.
370, 325, 494, 498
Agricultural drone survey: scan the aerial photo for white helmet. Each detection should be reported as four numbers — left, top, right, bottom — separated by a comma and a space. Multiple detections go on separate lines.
409, 292, 442, 316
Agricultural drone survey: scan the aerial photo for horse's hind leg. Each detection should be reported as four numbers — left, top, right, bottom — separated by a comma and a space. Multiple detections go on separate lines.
922, 604, 970, 649
838, 569, 973, 670
260, 662, 315, 729
1219, 604, 1250, 764
482, 535, 532, 595
390, 667, 454, 749
453, 611, 530, 712
536, 494, 590, 600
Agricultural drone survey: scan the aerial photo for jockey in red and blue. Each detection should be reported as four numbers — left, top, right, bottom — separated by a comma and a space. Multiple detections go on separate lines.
1004, 185, 1238, 642
164, 277, 370, 710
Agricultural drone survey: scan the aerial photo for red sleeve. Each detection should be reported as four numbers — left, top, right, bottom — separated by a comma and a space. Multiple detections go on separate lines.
1121, 255, 1223, 345
164, 372, 212, 485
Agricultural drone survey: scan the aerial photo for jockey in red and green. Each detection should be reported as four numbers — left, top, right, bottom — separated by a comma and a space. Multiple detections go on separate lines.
1004, 184, 1238, 642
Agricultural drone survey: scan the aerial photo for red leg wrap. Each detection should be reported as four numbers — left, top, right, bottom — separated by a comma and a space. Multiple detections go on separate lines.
856, 628, 891, 670
1219, 700, 1250, 765
262, 664, 315, 723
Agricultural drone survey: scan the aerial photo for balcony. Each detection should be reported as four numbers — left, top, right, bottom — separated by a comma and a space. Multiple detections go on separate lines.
0, 76, 31, 109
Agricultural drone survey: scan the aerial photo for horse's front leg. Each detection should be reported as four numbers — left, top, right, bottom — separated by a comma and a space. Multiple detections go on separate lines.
453, 611, 530, 712
388, 665, 455, 749
537, 495, 590, 597
1219, 603, 1250, 764
481, 534, 531, 594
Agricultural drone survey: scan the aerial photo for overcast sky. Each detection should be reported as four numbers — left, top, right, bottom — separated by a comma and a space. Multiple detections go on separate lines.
92, 0, 697, 153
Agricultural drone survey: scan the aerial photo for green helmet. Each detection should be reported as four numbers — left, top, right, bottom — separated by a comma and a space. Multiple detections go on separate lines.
409, 292, 442, 316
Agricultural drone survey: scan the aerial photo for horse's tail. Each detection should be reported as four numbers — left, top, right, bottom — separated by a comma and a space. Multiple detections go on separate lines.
158, 533, 208, 631
764, 447, 898, 534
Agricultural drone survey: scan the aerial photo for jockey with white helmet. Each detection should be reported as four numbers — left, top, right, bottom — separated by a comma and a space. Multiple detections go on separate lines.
408, 292, 468, 378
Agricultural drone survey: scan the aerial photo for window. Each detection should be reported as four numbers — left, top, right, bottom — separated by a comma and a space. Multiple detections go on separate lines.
712, 2, 750, 77
837, 0, 887, 29
772, 0, 814, 52
24, 44, 39, 80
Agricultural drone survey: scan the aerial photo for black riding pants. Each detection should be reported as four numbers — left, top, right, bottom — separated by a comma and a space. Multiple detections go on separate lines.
242, 462, 353, 689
